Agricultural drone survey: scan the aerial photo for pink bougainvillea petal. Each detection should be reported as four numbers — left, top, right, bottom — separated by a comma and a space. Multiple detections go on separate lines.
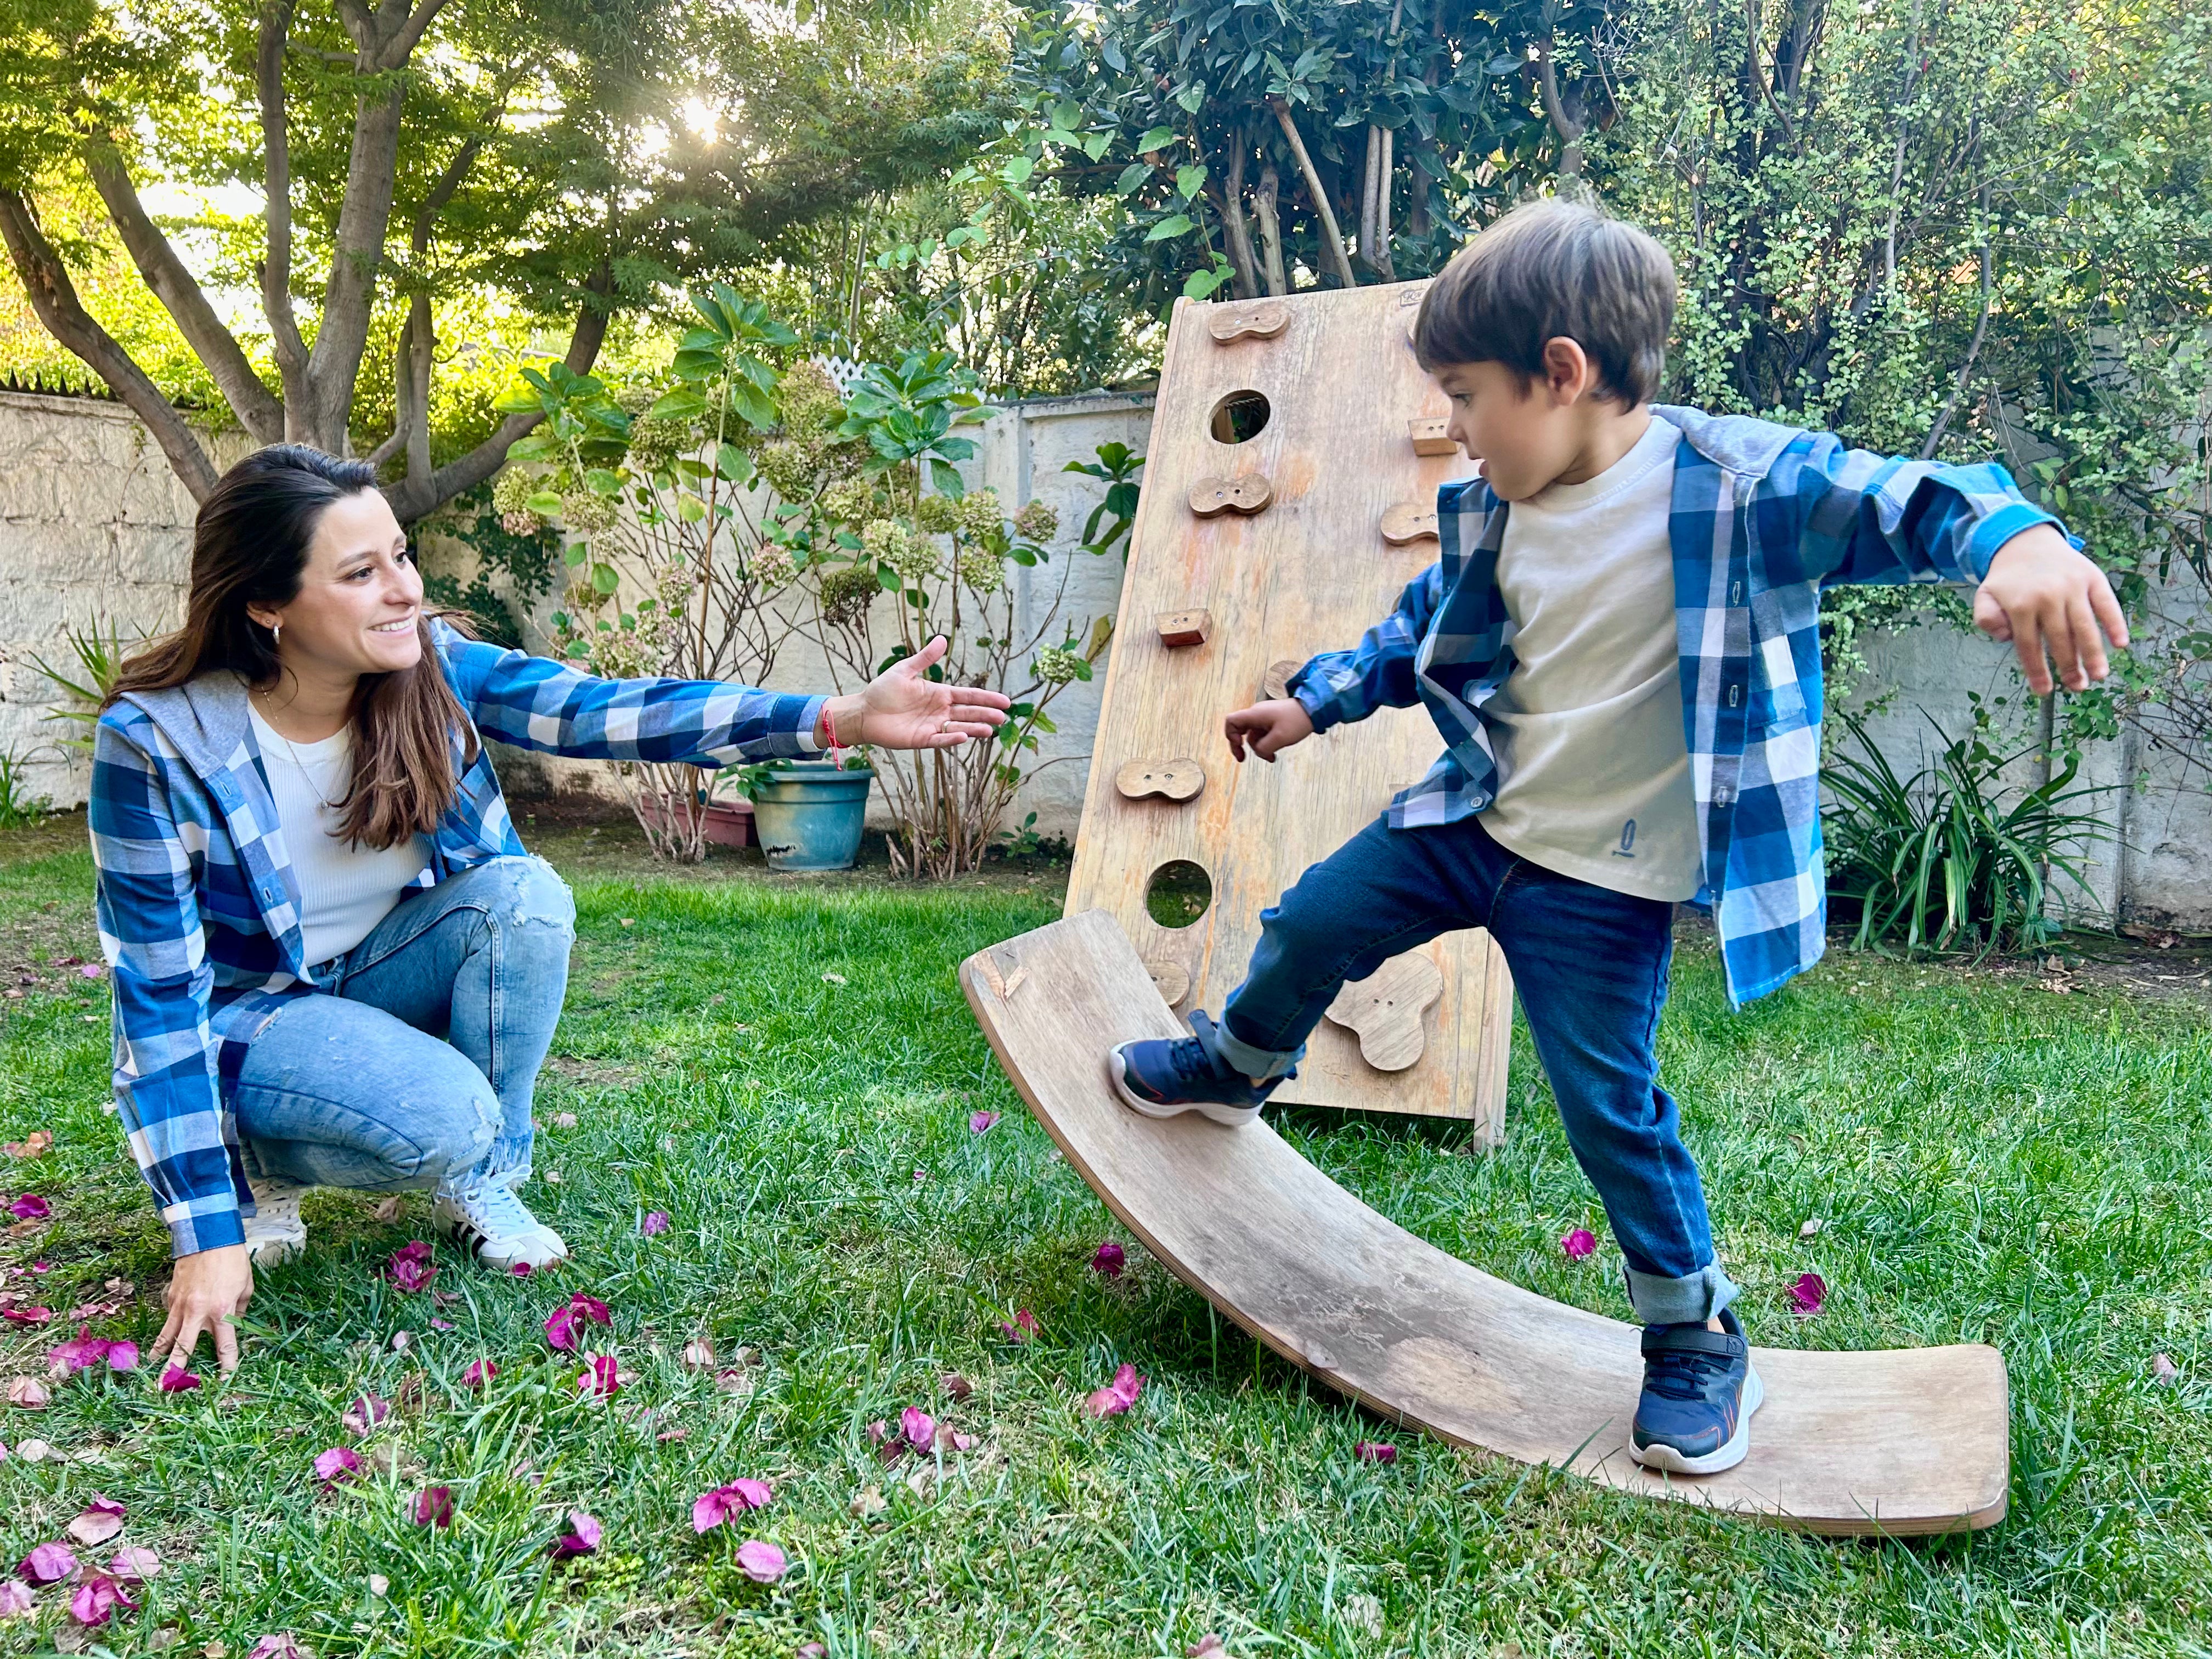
729, 1478, 771, 1510
510, 1262, 532, 1277
996, 1308, 1039, 1343
3, 1129, 54, 1159
78, 963, 104, 980
29, 1262, 48, 1273
69, 1571, 134, 1627
313, 1446, 363, 1487
157, 1365, 200, 1393
0, 1579, 32, 1616
1353, 1441, 1399, 1464
1091, 1242, 1126, 1279
900, 1406, 935, 1452
1787, 1272, 1827, 1316
691, 1489, 729, 1533
549, 1510, 601, 1560
104, 1340, 138, 1374
968, 1110, 998, 1135
7, 1194, 49, 1221
1, 1306, 52, 1326
2152, 1352, 2181, 1385
576, 1355, 620, 1398
569, 1293, 611, 1324
66, 1496, 126, 1547
640, 1211, 670, 1236
340, 1391, 390, 1435
1560, 1228, 1597, 1260
544, 1305, 578, 1351
47, 1324, 111, 1379
246, 1635, 307, 1659
1082, 1362, 1146, 1418
384, 1240, 437, 1293
414, 1486, 454, 1528
7, 1376, 50, 1408
462, 1358, 498, 1390
19, 1540, 78, 1584
1188, 1638, 1227, 1658
108, 1548, 160, 1582
733, 1539, 787, 1583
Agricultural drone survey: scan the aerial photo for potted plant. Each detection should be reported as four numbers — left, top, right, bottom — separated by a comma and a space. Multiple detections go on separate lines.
733, 753, 876, 871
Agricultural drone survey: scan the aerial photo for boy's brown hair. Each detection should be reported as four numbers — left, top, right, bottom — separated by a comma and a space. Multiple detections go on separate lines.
1413, 198, 1677, 407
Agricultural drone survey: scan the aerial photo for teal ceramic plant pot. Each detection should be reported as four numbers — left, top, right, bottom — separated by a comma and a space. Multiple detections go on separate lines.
749, 761, 873, 872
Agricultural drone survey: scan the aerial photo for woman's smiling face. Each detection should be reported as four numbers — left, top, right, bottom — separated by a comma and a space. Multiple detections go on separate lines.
248, 488, 424, 680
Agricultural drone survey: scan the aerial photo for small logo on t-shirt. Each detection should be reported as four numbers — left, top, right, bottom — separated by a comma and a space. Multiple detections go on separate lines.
1613, 819, 1638, 859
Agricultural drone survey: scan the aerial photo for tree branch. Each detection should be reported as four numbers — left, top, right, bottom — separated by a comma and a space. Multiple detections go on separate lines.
83, 143, 285, 444
257, 0, 309, 400
1268, 99, 1357, 289
0, 189, 217, 501
364, 307, 412, 466
1253, 161, 1287, 296
1534, 38, 1588, 177
379, 0, 453, 70
1218, 133, 1260, 301
1921, 178, 1994, 461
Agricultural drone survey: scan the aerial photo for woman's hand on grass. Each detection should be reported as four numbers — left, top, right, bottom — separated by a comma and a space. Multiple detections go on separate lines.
149, 1243, 253, 1378
1974, 526, 2130, 695
1224, 698, 1314, 762
821, 636, 1013, 751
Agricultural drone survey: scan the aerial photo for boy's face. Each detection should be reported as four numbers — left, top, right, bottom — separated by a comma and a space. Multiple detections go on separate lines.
1432, 354, 1593, 502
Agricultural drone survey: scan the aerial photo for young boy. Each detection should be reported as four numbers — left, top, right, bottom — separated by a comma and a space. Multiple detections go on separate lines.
1110, 199, 2126, 1475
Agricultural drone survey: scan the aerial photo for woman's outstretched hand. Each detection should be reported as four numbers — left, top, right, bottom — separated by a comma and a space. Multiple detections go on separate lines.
149, 1243, 253, 1379
818, 636, 1012, 751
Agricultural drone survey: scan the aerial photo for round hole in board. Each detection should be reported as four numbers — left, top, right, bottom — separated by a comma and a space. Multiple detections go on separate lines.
1207, 390, 1271, 445
1144, 860, 1213, 930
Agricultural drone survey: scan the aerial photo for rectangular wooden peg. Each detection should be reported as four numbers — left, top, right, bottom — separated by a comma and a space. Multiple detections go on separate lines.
1407, 417, 1456, 456
1155, 609, 1213, 648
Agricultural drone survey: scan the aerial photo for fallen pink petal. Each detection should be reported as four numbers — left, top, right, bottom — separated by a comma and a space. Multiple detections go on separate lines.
0, 1581, 32, 1616
900, 1406, 935, 1452
47, 1324, 123, 1380
29, 1261, 48, 1273
940, 1370, 972, 1400
510, 1262, 532, 1277
1189, 1638, 1227, 1658
691, 1479, 772, 1532
867, 1419, 904, 1464
3, 1130, 53, 1160
7, 1376, 50, 1408
1560, 1228, 1597, 1260
1354, 1441, 1399, 1464
1091, 1242, 1126, 1279
462, 1358, 498, 1389
246, 1635, 307, 1659
733, 1539, 787, 1583
641, 1210, 670, 1236
108, 1548, 160, 1582
545, 1293, 611, 1352
1082, 1362, 1146, 1419
158, 1365, 200, 1393
78, 963, 104, 980
1787, 1272, 1828, 1316
19, 1540, 78, 1584
7, 1195, 49, 1221
341, 1391, 389, 1435
2152, 1352, 2180, 1384
996, 1308, 1039, 1343
313, 1447, 363, 1487
414, 1486, 455, 1528
385, 1240, 437, 1293
66, 1496, 126, 1548
69, 1571, 133, 1628
430, 1318, 454, 1332
576, 1354, 620, 1398
968, 1110, 998, 1134
549, 1510, 602, 1560
1, 1307, 52, 1327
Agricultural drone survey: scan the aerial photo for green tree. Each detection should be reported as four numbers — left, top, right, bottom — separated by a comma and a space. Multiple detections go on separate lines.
0, 0, 1000, 516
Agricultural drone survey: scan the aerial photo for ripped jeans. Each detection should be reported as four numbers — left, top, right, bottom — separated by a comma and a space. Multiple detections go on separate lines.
229, 855, 575, 1195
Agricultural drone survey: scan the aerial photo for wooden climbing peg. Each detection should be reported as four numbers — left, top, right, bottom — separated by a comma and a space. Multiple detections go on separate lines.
1407, 417, 1456, 456
1325, 952, 1446, 1071
1261, 658, 1302, 701
1146, 960, 1192, 1006
1188, 475, 1273, 518
1115, 757, 1206, 803
1380, 500, 1440, 545
1156, 609, 1214, 648
1207, 302, 1290, 343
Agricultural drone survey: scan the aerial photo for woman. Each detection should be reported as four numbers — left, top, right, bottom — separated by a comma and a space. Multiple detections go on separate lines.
93, 444, 1009, 1378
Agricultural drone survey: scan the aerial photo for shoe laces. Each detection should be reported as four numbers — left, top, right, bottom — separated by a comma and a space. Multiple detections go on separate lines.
1160, 1037, 1226, 1090
1644, 1342, 1733, 1402
453, 1176, 540, 1239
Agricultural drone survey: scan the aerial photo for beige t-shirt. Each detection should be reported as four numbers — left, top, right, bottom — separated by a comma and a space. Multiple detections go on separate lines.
1479, 414, 1702, 902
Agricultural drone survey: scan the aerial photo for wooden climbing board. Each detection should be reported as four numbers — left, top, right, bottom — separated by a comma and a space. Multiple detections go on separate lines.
1066, 281, 1511, 1129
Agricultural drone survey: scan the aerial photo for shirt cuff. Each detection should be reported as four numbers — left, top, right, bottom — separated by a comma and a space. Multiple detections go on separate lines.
700, 693, 831, 766
1288, 673, 1344, 734
1962, 501, 2068, 582
166, 1201, 246, 1259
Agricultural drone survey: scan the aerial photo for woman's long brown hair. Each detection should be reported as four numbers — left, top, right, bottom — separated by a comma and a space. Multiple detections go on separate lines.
105, 444, 477, 850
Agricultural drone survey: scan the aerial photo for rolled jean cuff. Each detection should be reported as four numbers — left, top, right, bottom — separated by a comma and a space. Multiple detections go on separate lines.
1621, 1260, 1740, 1326
1203, 1017, 1304, 1081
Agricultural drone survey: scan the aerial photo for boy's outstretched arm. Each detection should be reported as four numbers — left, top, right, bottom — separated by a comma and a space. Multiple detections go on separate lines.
1226, 562, 1445, 764
1972, 524, 2130, 695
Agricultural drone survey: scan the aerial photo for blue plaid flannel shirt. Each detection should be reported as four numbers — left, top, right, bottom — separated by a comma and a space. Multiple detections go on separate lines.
1289, 405, 2067, 1009
91, 620, 828, 1256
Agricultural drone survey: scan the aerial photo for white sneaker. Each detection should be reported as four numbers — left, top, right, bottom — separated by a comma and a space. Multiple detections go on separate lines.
244, 1176, 310, 1267
433, 1175, 569, 1272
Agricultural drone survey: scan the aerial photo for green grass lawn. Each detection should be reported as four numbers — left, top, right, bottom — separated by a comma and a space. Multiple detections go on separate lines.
3, 810, 2211, 1658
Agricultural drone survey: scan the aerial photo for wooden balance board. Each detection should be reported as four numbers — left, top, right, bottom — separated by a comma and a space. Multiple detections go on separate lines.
960, 910, 2012, 1537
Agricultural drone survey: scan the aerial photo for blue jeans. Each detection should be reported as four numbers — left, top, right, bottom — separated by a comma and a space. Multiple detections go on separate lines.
1211, 815, 1738, 1327
229, 856, 575, 1194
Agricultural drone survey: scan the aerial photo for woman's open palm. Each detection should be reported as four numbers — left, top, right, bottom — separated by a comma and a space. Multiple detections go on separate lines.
856, 637, 1013, 750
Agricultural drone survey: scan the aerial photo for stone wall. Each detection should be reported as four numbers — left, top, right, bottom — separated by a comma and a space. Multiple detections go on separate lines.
5, 383, 2209, 924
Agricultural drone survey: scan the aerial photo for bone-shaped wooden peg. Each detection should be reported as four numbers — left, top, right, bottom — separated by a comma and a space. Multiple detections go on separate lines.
1115, 757, 1206, 803
1324, 952, 1445, 1071
1407, 417, 1457, 457
1207, 302, 1290, 343
1146, 960, 1192, 1007
1188, 475, 1273, 518
1156, 609, 1214, 648
1261, 658, 1302, 701
1380, 500, 1440, 545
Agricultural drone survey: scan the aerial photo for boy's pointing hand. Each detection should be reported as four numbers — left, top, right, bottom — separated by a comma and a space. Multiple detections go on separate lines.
1225, 698, 1315, 763
1973, 526, 2129, 696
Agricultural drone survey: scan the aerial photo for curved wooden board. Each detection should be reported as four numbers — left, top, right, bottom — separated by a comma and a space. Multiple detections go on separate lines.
961, 910, 2011, 1537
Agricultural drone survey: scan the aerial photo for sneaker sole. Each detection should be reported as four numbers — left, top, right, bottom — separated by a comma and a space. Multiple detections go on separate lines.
435, 1218, 569, 1273
1629, 1364, 1764, 1476
1107, 1045, 1261, 1128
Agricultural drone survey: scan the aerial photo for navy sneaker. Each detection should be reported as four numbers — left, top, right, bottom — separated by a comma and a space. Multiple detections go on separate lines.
1629, 1306, 1763, 1475
1108, 1011, 1288, 1127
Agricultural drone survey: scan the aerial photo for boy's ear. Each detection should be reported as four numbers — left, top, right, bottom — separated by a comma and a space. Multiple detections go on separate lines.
1539, 336, 1595, 405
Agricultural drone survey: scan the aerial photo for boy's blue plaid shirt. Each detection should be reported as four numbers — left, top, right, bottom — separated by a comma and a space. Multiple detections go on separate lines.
1290, 405, 2067, 1011
91, 622, 828, 1257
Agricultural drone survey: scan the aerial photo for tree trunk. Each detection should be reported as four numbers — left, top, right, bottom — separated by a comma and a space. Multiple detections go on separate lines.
1269, 99, 1357, 289
1535, 38, 1587, 177
1219, 135, 1261, 301
1253, 162, 1288, 296
1358, 125, 1396, 280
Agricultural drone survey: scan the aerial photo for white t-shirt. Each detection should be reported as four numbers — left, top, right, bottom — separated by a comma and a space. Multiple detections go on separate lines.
249, 704, 431, 967
1478, 414, 1702, 902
